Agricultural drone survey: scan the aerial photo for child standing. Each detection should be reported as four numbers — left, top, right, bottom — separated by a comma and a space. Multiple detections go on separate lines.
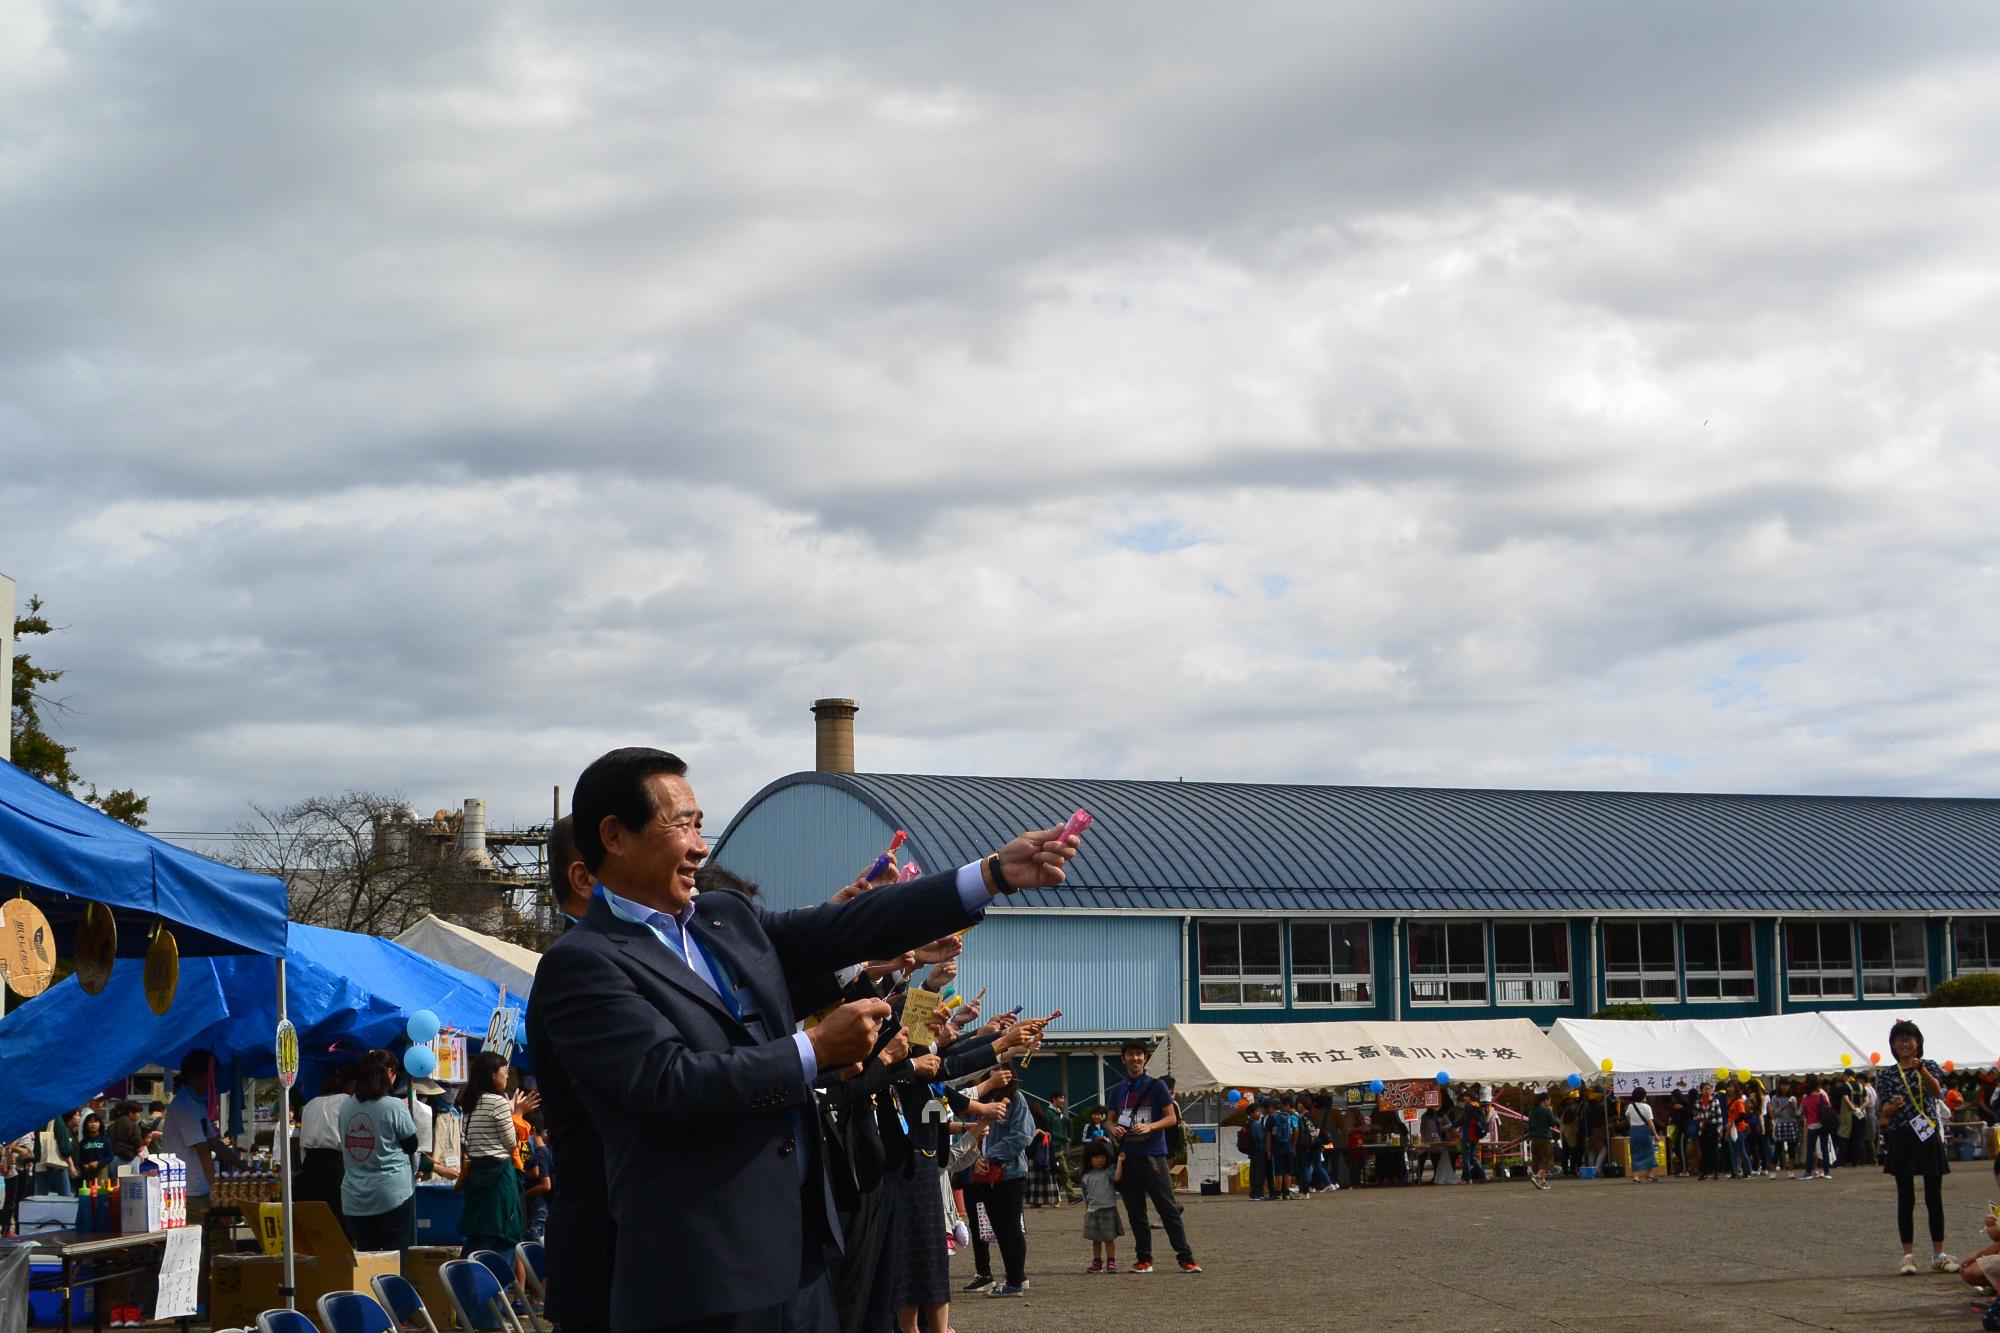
1082, 1107, 1110, 1143
1080, 1140, 1123, 1273
1266, 1096, 1299, 1199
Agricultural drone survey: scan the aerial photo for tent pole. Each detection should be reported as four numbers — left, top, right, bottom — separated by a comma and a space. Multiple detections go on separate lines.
275, 958, 297, 1311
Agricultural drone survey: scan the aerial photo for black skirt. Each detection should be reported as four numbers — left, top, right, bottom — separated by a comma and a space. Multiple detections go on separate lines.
888, 1161, 951, 1310
1881, 1122, 1950, 1179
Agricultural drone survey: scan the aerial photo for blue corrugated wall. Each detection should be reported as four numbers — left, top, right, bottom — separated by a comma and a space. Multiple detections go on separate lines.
953, 914, 1183, 1037
711, 781, 898, 912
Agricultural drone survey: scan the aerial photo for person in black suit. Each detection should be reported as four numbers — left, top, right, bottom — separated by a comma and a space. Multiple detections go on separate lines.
528, 746, 1077, 1333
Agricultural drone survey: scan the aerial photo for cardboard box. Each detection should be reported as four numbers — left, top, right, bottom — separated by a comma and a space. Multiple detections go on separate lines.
212, 1203, 399, 1331
121, 1174, 164, 1234
404, 1246, 460, 1329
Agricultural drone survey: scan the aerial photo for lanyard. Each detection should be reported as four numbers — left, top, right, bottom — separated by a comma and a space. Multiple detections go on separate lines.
1897, 1063, 1937, 1130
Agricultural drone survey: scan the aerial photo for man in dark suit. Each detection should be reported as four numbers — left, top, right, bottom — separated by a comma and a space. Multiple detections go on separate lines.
526, 814, 612, 1333
529, 746, 1076, 1333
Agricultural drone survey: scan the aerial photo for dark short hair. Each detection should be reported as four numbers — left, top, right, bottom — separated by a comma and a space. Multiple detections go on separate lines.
354, 1050, 397, 1103
1121, 1039, 1150, 1058
1082, 1139, 1113, 1168
548, 815, 580, 894
1889, 1019, 1925, 1058
695, 864, 759, 900
113, 1100, 140, 1119
179, 1048, 214, 1083
572, 748, 688, 872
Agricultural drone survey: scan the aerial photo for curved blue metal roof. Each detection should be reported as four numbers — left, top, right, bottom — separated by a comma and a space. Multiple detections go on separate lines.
715, 772, 2000, 914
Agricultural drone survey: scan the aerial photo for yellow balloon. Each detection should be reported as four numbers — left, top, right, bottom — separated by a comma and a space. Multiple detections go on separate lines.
1840, 1053, 1854, 1067
1599, 1058, 1613, 1073
1734, 1069, 1750, 1081
1714, 1066, 1730, 1081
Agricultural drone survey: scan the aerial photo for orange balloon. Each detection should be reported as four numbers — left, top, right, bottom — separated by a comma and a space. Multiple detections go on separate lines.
1944, 1060, 1957, 1073
1869, 1051, 1881, 1065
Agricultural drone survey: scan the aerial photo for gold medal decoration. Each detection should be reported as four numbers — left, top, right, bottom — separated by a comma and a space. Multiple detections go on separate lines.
76, 901, 118, 996
144, 924, 180, 1015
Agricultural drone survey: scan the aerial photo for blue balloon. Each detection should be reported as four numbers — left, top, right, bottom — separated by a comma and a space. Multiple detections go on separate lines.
403, 1044, 439, 1079
406, 1009, 441, 1044
1367, 1079, 1385, 1095
1226, 1089, 1242, 1104
1566, 1073, 1583, 1089
1435, 1071, 1451, 1086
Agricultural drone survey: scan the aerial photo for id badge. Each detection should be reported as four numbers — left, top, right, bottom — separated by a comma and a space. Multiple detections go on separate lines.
1118, 1112, 1134, 1128
1912, 1117, 1935, 1142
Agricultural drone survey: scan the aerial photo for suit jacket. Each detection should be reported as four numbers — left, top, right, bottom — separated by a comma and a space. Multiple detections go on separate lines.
527, 870, 980, 1329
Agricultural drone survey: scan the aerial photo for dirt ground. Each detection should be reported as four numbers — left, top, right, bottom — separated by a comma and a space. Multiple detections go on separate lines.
950, 1165, 2000, 1332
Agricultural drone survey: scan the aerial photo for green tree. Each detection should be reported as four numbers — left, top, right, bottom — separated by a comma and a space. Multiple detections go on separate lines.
10, 593, 150, 827
1926, 974, 2000, 1007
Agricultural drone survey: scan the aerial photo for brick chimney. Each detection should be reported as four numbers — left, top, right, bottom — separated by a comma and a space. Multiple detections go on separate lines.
811, 698, 859, 772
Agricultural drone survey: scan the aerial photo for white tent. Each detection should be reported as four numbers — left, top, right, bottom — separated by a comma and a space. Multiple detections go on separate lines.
394, 915, 541, 1000
1816, 1006, 2000, 1069
1154, 1018, 1580, 1093
1696, 1013, 1868, 1075
1549, 1018, 1732, 1076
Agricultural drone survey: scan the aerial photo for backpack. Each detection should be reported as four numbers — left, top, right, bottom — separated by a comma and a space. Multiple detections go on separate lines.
1236, 1125, 1251, 1154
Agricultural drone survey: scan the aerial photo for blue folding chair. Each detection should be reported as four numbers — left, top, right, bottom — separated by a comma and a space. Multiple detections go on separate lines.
318, 1291, 396, 1333
513, 1241, 547, 1317
468, 1250, 541, 1333
441, 1259, 526, 1333
371, 1273, 443, 1333
258, 1310, 321, 1333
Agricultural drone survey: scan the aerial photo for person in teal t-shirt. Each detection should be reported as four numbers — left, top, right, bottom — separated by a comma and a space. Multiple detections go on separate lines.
338, 1050, 419, 1255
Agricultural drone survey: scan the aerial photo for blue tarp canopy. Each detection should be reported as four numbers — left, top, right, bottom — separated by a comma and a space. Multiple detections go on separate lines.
0, 759, 287, 957
0, 922, 526, 1140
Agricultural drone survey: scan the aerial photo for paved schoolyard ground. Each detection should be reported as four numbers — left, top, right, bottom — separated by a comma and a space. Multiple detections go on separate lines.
955, 1166, 2000, 1331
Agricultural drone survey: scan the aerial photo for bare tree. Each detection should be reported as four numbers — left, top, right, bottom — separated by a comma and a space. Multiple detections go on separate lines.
230, 790, 451, 936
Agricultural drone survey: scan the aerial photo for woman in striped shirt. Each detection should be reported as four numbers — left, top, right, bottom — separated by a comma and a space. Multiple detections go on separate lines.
455, 1051, 526, 1259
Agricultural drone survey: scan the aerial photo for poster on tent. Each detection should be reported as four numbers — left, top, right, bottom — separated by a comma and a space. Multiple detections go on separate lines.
1613, 1070, 1709, 1097
432, 1033, 469, 1083
1156, 1018, 1580, 1092
1344, 1080, 1441, 1111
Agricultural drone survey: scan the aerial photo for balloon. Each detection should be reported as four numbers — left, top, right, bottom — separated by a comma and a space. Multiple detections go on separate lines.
1226, 1089, 1242, 1104
1734, 1069, 1749, 1082
1567, 1073, 1582, 1089
1714, 1067, 1729, 1081
406, 1009, 441, 1044
1840, 1053, 1853, 1067
1599, 1058, 1613, 1073
1870, 1052, 1882, 1065
1367, 1079, 1385, 1095
1944, 1060, 1957, 1073
403, 1044, 439, 1079
1436, 1072, 1451, 1086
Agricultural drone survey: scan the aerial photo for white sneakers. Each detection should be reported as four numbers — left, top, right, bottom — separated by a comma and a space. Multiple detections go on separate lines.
1900, 1255, 1919, 1276
1934, 1252, 1959, 1273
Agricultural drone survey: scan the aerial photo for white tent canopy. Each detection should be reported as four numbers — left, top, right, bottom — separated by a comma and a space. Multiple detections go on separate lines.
394, 914, 541, 1000
1549, 1019, 1732, 1075
1816, 1007, 1999, 1069
1556, 1008, 2000, 1079
1154, 1018, 1580, 1093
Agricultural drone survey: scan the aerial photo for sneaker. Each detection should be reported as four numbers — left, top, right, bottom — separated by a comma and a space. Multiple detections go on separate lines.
1935, 1252, 1960, 1273
1179, 1260, 1203, 1274
951, 1220, 970, 1247
1086, 1260, 1103, 1274
963, 1274, 994, 1292
987, 1283, 1026, 1298
1129, 1261, 1155, 1274
1900, 1254, 1919, 1276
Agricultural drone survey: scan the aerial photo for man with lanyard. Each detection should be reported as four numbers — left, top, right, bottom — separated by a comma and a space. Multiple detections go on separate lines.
1105, 1039, 1200, 1274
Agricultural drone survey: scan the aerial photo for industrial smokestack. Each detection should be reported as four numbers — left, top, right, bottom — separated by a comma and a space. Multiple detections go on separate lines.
459, 797, 495, 869
811, 698, 859, 773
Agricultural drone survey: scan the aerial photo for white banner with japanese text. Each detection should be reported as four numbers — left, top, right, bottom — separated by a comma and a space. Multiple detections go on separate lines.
1154, 1018, 1583, 1093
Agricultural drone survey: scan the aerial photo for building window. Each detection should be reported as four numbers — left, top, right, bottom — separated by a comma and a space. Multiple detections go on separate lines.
1786, 921, 1855, 1000
1492, 921, 1571, 1004
1954, 919, 2000, 974
1683, 920, 1757, 1001
1290, 921, 1373, 1006
1601, 922, 1678, 1002
1859, 921, 1928, 998
1196, 920, 1283, 1008
1408, 921, 1488, 1005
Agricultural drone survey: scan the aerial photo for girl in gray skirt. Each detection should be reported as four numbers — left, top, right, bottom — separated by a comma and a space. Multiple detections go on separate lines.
1081, 1139, 1124, 1272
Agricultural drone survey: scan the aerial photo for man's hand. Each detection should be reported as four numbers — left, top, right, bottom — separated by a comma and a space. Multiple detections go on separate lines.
865, 953, 915, 980
807, 998, 892, 1068
510, 1090, 542, 1117
1109, 1124, 1127, 1141
964, 1101, 1006, 1123
879, 1025, 912, 1066
983, 826, 1081, 894
977, 1013, 1016, 1039
911, 1053, 942, 1080
912, 936, 963, 966
922, 957, 959, 993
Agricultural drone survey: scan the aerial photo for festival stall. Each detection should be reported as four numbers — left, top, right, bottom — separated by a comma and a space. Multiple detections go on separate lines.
393, 914, 540, 1000
1154, 1017, 1582, 1092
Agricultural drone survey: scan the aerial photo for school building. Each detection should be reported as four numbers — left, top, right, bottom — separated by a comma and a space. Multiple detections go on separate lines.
707, 702, 2000, 1104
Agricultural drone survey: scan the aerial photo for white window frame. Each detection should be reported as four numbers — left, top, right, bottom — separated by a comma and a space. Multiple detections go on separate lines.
1955, 918, 2000, 976
1289, 919, 1373, 1008
1196, 919, 1284, 1009
1408, 921, 1489, 1006
1602, 921, 1679, 1003
1492, 919, 1572, 1005
1859, 920, 1928, 998
1682, 919, 1757, 1002
1786, 920, 1856, 1001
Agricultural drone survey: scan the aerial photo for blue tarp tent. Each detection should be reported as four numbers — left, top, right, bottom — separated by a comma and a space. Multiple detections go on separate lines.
0, 758, 287, 958
0, 922, 527, 1141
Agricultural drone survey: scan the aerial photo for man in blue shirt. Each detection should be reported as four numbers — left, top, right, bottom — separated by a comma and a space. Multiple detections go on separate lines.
1106, 1039, 1201, 1274
1244, 1098, 1270, 1200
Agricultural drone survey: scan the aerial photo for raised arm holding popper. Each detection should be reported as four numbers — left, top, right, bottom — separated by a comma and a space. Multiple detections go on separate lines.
1062, 809, 1093, 841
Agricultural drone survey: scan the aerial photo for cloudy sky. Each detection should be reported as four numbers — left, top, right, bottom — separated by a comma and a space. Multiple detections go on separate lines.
6, 1, 2000, 843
